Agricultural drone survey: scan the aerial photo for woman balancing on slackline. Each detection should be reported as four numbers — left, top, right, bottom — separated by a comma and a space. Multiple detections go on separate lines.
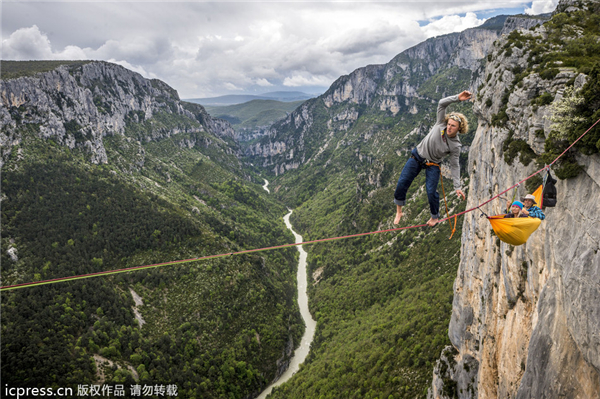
393, 90, 471, 227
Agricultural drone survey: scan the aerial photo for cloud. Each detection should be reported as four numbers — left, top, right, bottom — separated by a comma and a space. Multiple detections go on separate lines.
255, 78, 273, 87
224, 82, 243, 91
1, 25, 170, 82
2, 25, 54, 59
93, 37, 174, 66
107, 59, 157, 79
525, 0, 560, 15
283, 73, 332, 88
2, 25, 93, 62
421, 12, 487, 37
323, 22, 413, 57
2, 2, 538, 98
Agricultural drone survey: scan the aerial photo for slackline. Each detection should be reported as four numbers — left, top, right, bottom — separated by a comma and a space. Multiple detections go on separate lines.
2, 117, 599, 292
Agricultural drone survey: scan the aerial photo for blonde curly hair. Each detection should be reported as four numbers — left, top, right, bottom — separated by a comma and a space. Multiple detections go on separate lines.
444, 112, 469, 134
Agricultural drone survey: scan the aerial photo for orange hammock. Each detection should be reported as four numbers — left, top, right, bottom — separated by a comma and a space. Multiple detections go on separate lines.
488, 185, 543, 246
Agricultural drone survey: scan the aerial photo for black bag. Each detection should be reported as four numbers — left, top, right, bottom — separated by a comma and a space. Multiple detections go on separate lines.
542, 170, 557, 208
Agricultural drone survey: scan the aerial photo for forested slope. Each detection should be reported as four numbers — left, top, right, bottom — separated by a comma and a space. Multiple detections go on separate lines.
1, 61, 303, 398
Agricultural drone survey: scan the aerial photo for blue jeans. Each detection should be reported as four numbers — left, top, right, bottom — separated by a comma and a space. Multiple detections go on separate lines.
394, 148, 440, 218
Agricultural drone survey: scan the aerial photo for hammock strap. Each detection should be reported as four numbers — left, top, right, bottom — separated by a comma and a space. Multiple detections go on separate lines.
510, 183, 520, 211
478, 206, 490, 218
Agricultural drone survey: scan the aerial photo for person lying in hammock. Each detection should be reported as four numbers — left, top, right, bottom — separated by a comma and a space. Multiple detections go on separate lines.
504, 201, 529, 218
505, 194, 546, 220
520, 194, 546, 220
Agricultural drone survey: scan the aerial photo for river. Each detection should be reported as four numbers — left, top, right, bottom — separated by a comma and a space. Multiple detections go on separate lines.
256, 181, 317, 398
262, 179, 270, 193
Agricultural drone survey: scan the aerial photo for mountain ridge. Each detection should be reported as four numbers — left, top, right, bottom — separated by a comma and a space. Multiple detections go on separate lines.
185, 91, 316, 106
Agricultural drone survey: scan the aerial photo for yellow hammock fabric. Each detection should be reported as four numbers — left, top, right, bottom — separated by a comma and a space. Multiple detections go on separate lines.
532, 184, 543, 207
488, 216, 542, 246
488, 185, 544, 246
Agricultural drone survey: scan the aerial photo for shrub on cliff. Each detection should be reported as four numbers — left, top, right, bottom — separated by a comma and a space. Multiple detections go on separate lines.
542, 63, 600, 179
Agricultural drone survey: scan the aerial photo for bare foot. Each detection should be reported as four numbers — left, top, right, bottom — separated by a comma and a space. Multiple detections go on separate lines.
394, 211, 403, 225
426, 217, 439, 227
394, 205, 403, 225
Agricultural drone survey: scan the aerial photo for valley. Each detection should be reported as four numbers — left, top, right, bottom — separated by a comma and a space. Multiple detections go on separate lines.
2, 1, 600, 398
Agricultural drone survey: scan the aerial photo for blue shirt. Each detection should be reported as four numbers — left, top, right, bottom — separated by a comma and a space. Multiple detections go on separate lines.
526, 206, 545, 220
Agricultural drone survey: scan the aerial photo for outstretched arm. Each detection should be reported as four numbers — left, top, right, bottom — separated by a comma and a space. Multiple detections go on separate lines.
436, 91, 472, 125
436, 95, 459, 125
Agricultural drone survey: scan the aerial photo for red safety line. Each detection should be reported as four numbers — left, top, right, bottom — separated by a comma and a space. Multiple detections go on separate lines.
2, 118, 599, 292
0, 223, 428, 291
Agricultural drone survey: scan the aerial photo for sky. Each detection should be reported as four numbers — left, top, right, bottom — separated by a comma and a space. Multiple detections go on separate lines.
1, 1, 559, 99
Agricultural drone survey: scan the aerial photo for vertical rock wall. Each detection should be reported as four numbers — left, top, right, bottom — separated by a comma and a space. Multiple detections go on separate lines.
436, 126, 600, 398
430, 3, 600, 397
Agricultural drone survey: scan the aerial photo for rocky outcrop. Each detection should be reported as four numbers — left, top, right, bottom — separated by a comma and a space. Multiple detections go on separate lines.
429, 1, 600, 397
0, 61, 237, 166
322, 27, 502, 111
500, 15, 550, 36
323, 64, 385, 107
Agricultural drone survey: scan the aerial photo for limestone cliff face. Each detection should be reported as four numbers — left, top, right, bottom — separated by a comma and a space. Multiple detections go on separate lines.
429, 2, 600, 397
247, 15, 547, 175
0, 61, 236, 167
322, 24, 505, 109
500, 15, 550, 36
